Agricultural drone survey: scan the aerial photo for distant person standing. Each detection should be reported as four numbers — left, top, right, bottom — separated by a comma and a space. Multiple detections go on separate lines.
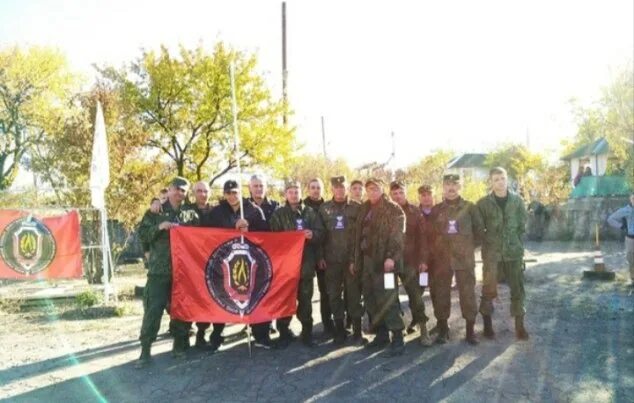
607, 191, 634, 286
573, 166, 584, 187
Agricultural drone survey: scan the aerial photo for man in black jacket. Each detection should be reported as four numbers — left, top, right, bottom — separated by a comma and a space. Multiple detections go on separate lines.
206, 179, 271, 350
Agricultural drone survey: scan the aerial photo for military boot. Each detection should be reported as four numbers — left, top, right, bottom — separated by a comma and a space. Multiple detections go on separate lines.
351, 318, 368, 346
134, 343, 152, 369
323, 319, 336, 339
435, 320, 450, 344
418, 321, 432, 346
482, 315, 495, 339
388, 331, 405, 357
172, 336, 186, 359
515, 315, 529, 340
365, 326, 390, 349
334, 319, 347, 345
301, 322, 317, 347
465, 320, 479, 345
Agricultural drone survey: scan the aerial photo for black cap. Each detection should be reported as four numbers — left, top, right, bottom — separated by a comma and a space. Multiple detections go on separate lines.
442, 174, 461, 184
330, 176, 347, 187
223, 180, 239, 193
170, 176, 190, 191
389, 180, 405, 191
418, 184, 433, 194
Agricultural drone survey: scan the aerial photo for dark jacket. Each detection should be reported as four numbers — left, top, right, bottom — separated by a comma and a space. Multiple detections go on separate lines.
425, 197, 483, 272
318, 198, 361, 264
249, 197, 279, 230
352, 194, 406, 269
208, 198, 268, 231
400, 201, 427, 268
270, 201, 324, 272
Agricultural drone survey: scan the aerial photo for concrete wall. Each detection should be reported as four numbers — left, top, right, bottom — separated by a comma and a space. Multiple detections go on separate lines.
527, 197, 629, 242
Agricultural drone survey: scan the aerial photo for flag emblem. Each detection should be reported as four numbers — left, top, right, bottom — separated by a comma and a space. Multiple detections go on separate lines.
0, 216, 57, 275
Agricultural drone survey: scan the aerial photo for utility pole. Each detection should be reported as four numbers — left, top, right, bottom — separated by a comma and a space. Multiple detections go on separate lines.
321, 116, 327, 159
282, 2, 288, 126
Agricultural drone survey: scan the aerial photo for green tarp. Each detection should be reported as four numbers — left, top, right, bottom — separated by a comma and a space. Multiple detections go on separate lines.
570, 175, 632, 198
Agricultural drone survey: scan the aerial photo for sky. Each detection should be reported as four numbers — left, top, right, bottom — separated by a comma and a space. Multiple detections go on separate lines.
1, 0, 632, 170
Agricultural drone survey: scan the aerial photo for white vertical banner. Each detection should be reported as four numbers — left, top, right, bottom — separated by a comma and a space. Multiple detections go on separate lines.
90, 101, 113, 301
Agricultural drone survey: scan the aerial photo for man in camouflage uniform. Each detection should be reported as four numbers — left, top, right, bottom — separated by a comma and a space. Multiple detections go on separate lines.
389, 181, 432, 346
270, 181, 324, 348
353, 178, 406, 356
303, 178, 335, 337
318, 176, 365, 345
136, 177, 199, 368
424, 174, 483, 345
477, 167, 529, 340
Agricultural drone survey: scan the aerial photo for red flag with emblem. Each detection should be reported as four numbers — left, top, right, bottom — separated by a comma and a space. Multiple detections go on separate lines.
170, 227, 305, 324
0, 210, 83, 279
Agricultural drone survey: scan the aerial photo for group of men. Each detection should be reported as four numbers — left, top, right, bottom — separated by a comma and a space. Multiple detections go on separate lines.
135, 167, 530, 368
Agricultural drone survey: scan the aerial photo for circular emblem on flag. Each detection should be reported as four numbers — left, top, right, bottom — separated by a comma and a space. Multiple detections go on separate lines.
205, 237, 273, 316
0, 216, 57, 275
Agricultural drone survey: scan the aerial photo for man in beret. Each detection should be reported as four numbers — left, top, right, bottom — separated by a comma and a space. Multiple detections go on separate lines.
389, 181, 432, 346
136, 177, 200, 368
423, 174, 483, 345
270, 181, 324, 347
318, 176, 365, 345
352, 178, 406, 356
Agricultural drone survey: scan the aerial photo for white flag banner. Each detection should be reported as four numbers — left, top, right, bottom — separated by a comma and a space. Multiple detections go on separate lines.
90, 101, 110, 209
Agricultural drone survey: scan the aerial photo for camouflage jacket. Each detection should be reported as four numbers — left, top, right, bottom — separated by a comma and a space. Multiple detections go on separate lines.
426, 197, 483, 272
353, 194, 406, 270
477, 191, 526, 263
401, 201, 428, 268
270, 201, 324, 267
318, 198, 360, 263
138, 201, 199, 276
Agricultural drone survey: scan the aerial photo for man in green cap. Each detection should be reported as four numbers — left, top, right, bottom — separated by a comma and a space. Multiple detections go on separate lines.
389, 180, 432, 346
135, 177, 199, 368
353, 178, 406, 356
477, 167, 529, 340
424, 174, 483, 345
318, 175, 365, 345
270, 180, 324, 348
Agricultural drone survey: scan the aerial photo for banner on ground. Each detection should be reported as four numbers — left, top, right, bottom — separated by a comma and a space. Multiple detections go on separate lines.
170, 227, 304, 324
0, 210, 83, 279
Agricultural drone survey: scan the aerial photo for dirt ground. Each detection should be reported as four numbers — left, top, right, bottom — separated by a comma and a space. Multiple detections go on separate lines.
0, 241, 632, 403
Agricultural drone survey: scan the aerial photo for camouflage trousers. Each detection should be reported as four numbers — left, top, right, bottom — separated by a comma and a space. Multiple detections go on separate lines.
362, 256, 404, 332
398, 264, 428, 324
480, 259, 526, 317
325, 261, 363, 320
431, 267, 477, 322
139, 275, 189, 346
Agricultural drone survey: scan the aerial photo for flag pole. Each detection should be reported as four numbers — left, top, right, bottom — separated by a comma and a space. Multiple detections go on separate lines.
230, 60, 252, 357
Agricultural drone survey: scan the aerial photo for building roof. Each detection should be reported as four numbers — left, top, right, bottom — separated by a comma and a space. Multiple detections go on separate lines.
562, 137, 609, 161
446, 153, 488, 169
570, 175, 631, 198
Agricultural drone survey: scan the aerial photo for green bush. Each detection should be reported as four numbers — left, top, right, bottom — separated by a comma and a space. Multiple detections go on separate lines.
75, 290, 100, 308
